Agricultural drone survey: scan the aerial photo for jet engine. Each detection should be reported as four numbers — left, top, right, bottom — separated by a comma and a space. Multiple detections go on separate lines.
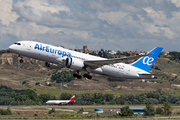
45, 62, 63, 69
65, 58, 84, 70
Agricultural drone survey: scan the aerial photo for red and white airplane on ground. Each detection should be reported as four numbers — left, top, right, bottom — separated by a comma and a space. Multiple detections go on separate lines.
46, 95, 75, 105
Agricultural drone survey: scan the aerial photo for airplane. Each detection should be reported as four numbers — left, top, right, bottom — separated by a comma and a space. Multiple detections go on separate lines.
46, 95, 75, 105
8, 41, 163, 79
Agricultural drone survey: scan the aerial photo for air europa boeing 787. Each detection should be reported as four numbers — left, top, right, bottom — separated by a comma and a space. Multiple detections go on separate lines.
8, 41, 163, 79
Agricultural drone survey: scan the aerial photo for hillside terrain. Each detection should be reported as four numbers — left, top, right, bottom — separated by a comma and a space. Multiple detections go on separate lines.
0, 53, 180, 95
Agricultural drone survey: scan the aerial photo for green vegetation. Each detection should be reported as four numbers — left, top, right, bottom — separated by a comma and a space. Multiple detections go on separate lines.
1, 84, 180, 106
0, 50, 11, 55
48, 107, 55, 114
155, 101, 172, 115
78, 108, 84, 112
155, 107, 164, 115
163, 101, 173, 115
169, 51, 180, 61
144, 100, 155, 115
51, 71, 75, 83
0, 85, 55, 105
120, 106, 134, 116
0, 107, 12, 115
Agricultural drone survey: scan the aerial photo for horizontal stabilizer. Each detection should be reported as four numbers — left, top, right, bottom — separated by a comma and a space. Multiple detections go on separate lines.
138, 72, 167, 76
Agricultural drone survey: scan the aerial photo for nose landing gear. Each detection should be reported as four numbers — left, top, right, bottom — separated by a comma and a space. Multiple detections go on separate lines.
18, 55, 24, 63
19, 59, 23, 63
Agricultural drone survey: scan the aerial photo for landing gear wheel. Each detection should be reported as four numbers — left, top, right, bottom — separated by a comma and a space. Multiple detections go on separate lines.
77, 75, 82, 79
87, 75, 92, 79
19, 59, 23, 63
73, 73, 82, 79
83, 74, 92, 79
73, 73, 77, 78
83, 74, 88, 78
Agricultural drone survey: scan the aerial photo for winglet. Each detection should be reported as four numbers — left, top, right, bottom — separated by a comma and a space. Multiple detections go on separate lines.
131, 47, 163, 72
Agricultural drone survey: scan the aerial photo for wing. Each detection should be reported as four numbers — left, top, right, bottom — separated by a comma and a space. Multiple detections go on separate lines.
84, 54, 149, 69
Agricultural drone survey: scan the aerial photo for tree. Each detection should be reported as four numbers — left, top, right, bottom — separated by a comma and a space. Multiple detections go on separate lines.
104, 94, 114, 102
51, 71, 75, 83
98, 51, 103, 57
103, 52, 108, 58
155, 107, 164, 115
6, 107, 12, 115
0, 107, 12, 115
38, 94, 55, 103
162, 101, 172, 115
144, 100, 155, 115
79, 108, 84, 112
49, 107, 55, 114
116, 51, 121, 58
89, 52, 98, 56
120, 106, 134, 116
122, 52, 130, 56
60, 92, 72, 100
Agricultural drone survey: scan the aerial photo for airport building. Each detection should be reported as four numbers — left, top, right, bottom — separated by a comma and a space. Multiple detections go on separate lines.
129, 107, 145, 114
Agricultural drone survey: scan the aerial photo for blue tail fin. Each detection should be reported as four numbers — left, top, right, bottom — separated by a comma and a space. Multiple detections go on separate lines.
131, 47, 163, 72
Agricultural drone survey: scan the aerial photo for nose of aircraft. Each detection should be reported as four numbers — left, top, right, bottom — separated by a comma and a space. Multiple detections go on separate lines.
8, 44, 13, 51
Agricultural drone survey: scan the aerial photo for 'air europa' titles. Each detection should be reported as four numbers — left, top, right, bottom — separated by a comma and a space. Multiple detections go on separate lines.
34, 44, 71, 58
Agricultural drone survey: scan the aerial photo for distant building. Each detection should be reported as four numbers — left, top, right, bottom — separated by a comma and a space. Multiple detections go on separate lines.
94, 108, 103, 113
129, 107, 145, 114
127, 51, 140, 56
109, 50, 117, 55
83, 45, 88, 52
91, 50, 99, 54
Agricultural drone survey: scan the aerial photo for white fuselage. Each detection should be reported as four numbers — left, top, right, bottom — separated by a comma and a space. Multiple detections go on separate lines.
46, 100, 70, 105
9, 41, 151, 79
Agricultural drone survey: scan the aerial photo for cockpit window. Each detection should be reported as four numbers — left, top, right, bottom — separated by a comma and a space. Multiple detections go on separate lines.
14, 43, 21, 45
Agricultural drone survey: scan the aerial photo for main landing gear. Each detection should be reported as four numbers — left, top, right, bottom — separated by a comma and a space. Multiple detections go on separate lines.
83, 73, 92, 79
73, 71, 92, 79
73, 71, 82, 79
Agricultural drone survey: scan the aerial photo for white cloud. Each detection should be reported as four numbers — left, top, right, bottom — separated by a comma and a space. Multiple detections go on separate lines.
98, 11, 128, 25
143, 7, 177, 39
15, 0, 70, 15
1, 0, 180, 51
0, 0, 19, 26
168, 0, 180, 8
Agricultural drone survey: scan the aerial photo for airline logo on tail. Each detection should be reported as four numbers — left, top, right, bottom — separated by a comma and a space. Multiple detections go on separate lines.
143, 56, 154, 66
68, 95, 75, 103
132, 47, 163, 72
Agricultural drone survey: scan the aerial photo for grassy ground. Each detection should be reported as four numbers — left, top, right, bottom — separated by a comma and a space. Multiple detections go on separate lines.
31, 85, 149, 97
0, 117, 180, 120
0, 105, 179, 117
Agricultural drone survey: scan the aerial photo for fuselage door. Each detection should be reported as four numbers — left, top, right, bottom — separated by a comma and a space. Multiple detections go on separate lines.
27, 43, 33, 50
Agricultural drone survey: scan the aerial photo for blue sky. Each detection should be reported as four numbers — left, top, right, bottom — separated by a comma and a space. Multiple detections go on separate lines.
1, 0, 180, 52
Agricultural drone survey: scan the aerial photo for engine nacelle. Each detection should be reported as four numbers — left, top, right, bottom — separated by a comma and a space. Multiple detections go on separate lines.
45, 62, 63, 69
65, 58, 84, 70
